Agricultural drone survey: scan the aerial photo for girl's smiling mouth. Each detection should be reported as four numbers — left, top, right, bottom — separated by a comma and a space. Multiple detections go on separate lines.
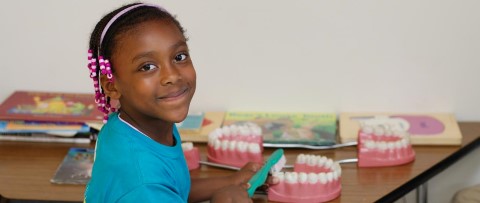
158, 87, 189, 101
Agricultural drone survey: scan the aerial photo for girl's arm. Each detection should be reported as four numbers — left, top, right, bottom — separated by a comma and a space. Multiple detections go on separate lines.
188, 162, 260, 203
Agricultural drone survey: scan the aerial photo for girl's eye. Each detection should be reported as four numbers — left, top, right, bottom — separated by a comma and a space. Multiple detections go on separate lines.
139, 64, 158, 72
174, 53, 189, 62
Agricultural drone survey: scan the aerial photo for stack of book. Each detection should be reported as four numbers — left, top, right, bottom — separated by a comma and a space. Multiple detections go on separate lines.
0, 90, 103, 144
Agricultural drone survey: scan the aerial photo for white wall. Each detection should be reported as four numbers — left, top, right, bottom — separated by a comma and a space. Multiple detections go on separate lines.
1, 0, 479, 121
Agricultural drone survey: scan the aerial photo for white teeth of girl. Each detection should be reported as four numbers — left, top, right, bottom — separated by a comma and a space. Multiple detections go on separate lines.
296, 154, 306, 164
318, 173, 327, 184
326, 172, 334, 182
285, 172, 298, 184
308, 172, 318, 184
214, 139, 221, 150
221, 140, 229, 151
237, 141, 248, 152
273, 172, 284, 182
228, 140, 237, 151
248, 143, 261, 153
298, 172, 308, 183
181, 142, 193, 151
221, 126, 231, 137
325, 159, 333, 168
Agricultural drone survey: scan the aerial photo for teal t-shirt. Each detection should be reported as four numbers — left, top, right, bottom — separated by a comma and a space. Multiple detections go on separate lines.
85, 112, 191, 202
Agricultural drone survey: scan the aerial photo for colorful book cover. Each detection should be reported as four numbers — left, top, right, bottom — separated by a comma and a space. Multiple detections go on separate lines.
223, 111, 337, 146
0, 120, 90, 134
0, 132, 92, 144
0, 90, 103, 123
339, 112, 462, 146
180, 112, 225, 143
50, 148, 94, 184
176, 112, 205, 133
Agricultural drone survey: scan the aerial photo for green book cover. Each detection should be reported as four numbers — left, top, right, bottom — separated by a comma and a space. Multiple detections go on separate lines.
224, 112, 337, 146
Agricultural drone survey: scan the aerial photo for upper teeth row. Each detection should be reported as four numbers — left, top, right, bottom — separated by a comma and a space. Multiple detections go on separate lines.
296, 154, 337, 169
361, 125, 408, 137
209, 123, 262, 139
181, 142, 194, 151
364, 137, 410, 150
272, 171, 340, 184
209, 139, 262, 153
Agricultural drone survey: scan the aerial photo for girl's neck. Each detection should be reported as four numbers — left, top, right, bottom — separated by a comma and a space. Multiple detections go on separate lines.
119, 109, 175, 146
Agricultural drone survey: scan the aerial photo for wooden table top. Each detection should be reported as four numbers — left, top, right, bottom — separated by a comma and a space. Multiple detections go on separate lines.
0, 122, 479, 202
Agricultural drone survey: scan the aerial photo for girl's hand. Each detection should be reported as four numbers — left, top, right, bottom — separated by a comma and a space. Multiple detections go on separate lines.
230, 162, 280, 188
211, 183, 252, 203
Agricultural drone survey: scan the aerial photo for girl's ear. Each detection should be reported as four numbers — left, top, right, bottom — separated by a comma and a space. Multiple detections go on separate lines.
100, 74, 121, 100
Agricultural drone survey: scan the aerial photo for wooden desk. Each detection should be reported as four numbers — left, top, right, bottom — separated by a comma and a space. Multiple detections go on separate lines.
0, 122, 479, 203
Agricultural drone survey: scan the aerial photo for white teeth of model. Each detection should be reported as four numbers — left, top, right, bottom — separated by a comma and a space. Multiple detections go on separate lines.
285, 172, 298, 184
401, 138, 409, 147
251, 126, 262, 136
248, 143, 261, 153
296, 154, 306, 164
181, 142, 193, 151
273, 172, 284, 182
237, 141, 248, 152
307, 155, 316, 166
362, 126, 373, 134
298, 172, 308, 183
333, 171, 339, 180
377, 141, 388, 151
325, 159, 333, 168
308, 172, 318, 184
326, 172, 333, 182
221, 140, 229, 151
395, 140, 403, 149
316, 156, 324, 167
333, 162, 342, 176
221, 126, 231, 137
318, 173, 327, 184
228, 140, 237, 151
385, 130, 393, 136
387, 142, 395, 150
239, 126, 250, 136
374, 127, 385, 136
229, 125, 239, 136
365, 140, 376, 149
320, 156, 327, 165
214, 139, 221, 150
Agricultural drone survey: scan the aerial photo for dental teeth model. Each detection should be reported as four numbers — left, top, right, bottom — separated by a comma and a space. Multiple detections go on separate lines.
268, 154, 342, 203
181, 142, 200, 170
207, 123, 264, 168
357, 124, 415, 167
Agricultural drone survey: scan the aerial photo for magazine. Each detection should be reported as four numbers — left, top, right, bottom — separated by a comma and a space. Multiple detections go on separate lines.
223, 111, 337, 146
50, 147, 94, 184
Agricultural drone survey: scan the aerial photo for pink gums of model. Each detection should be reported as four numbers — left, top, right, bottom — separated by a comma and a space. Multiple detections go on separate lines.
181, 142, 200, 170
207, 123, 263, 168
268, 154, 342, 202
357, 125, 415, 167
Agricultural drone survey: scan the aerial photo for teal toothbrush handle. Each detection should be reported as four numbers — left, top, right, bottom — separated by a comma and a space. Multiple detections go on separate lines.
246, 149, 284, 197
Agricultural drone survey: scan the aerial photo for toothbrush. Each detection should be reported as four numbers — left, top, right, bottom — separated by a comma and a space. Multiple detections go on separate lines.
282, 158, 358, 169
246, 148, 286, 197
263, 141, 357, 150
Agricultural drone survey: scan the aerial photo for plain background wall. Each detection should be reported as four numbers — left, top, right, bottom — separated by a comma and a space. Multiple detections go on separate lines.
1, 0, 479, 121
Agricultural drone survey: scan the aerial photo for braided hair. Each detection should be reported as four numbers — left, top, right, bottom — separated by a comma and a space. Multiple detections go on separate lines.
87, 3, 186, 122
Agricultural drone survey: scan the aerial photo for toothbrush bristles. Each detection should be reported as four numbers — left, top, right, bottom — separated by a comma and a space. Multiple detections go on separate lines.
270, 155, 286, 173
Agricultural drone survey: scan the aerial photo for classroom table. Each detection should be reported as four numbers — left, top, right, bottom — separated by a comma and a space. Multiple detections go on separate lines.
0, 122, 479, 203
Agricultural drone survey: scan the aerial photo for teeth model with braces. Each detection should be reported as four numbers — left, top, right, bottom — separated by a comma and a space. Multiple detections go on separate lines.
181, 142, 200, 170
207, 123, 264, 168
268, 154, 342, 203
357, 124, 415, 167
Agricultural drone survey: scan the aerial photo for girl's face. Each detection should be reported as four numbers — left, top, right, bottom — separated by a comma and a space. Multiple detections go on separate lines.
110, 19, 196, 123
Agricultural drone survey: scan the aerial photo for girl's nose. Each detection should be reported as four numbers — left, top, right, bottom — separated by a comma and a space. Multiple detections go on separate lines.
160, 64, 181, 85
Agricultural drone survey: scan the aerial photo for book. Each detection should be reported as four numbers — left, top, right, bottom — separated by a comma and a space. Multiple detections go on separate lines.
180, 112, 225, 142
0, 120, 90, 134
0, 132, 92, 144
223, 111, 337, 146
0, 90, 103, 123
51, 147, 94, 184
176, 112, 205, 133
339, 112, 462, 146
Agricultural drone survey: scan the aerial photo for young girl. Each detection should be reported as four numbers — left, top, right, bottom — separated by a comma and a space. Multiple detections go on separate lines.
84, 3, 275, 202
